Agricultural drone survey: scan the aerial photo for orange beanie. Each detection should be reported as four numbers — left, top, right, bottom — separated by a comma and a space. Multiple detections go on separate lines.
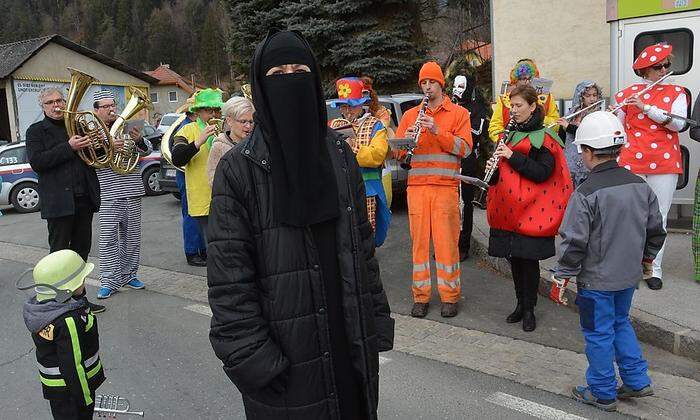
418, 61, 445, 87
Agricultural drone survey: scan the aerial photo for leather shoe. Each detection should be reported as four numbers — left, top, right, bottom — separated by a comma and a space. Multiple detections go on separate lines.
411, 303, 429, 318
645, 277, 662, 290
187, 254, 207, 267
522, 310, 536, 332
506, 304, 523, 323
441, 303, 458, 318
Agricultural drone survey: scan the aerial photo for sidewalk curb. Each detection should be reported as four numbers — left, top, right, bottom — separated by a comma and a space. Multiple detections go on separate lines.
469, 222, 700, 363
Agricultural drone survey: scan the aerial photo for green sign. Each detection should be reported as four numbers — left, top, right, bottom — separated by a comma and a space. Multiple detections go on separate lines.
609, 0, 700, 21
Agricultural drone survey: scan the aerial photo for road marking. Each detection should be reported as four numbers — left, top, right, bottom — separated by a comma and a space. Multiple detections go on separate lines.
379, 355, 391, 365
184, 304, 213, 317
485, 392, 587, 420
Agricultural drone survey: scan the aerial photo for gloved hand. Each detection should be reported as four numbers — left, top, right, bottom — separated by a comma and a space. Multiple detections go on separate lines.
642, 259, 653, 280
549, 275, 570, 305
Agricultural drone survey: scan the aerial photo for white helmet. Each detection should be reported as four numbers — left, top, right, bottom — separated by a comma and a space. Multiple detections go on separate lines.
573, 111, 627, 152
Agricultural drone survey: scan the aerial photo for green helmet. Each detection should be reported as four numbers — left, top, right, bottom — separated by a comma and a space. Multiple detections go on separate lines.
32, 250, 94, 302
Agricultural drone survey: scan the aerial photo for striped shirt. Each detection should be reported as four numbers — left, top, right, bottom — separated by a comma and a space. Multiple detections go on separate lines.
97, 139, 152, 202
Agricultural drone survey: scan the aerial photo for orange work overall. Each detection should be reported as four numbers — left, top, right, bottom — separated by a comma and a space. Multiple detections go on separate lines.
396, 96, 473, 304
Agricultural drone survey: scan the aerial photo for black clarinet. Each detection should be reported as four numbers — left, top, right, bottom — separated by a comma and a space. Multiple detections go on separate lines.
472, 117, 515, 209
401, 94, 430, 170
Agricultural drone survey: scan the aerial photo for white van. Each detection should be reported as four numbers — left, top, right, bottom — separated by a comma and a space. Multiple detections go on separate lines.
610, 8, 699, 211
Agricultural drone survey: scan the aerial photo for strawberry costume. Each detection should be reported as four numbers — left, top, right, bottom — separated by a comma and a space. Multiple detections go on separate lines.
487, 101, 572, 332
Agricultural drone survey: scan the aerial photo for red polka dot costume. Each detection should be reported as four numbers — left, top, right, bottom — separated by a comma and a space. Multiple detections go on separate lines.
615, 83, 684, 174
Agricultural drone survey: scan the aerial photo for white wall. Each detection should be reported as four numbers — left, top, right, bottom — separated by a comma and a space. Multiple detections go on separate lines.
491, 0, 610, 101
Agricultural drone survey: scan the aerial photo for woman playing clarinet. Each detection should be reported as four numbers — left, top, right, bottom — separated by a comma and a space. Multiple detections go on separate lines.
611, 43, 690, 291
486, 84, 572, 332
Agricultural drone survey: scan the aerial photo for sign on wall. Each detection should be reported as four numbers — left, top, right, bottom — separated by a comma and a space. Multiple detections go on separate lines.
607, 0, 700, 21
13, 80, 126, 140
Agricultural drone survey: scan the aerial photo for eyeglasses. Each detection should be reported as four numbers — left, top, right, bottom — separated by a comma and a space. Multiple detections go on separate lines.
96, 103, 117, 109
650, 62, 672, 71
236, 119, 254, 127
43, 99, 66, 106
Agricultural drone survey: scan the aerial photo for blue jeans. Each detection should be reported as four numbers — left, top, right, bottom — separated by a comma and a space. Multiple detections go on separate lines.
577, 287, 651, 400
176, 171, 206, 256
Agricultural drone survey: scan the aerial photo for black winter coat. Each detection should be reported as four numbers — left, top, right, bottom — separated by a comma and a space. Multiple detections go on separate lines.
207, 129, 394, 419
26, 117, 100, 219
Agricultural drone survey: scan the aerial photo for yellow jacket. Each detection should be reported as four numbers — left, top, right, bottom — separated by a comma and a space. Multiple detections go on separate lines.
175, 122, 212, 217
355, 121, 389, 168
488, 93, 560, 142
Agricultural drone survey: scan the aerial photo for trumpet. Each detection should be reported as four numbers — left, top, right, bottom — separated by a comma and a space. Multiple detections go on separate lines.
401, 94, 429, 170
207, 118, 224, 136
94, 394, 144, 417
472, 118, 516, 209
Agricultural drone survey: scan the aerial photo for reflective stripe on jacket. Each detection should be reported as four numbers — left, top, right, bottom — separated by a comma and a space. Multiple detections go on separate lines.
396, 96, 473, 186
32, 308, 105, 405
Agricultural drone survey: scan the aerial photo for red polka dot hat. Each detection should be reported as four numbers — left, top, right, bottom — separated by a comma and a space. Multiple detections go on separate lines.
633, 43, 672, 70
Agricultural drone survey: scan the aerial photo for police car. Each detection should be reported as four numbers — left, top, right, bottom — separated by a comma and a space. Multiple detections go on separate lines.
0, 142, 40, 213
0, 137, 164, 213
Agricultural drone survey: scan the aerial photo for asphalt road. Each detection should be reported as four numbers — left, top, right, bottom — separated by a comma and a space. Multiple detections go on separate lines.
1, 194, 698, 380
1, 258, 630, 419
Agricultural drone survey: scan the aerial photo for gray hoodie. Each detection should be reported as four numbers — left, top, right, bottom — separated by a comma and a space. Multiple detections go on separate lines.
23, 296, 87, 334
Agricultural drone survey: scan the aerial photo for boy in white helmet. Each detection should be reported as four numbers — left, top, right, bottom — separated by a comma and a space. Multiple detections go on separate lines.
551, 111, 666, 412
19, 250, 105, 419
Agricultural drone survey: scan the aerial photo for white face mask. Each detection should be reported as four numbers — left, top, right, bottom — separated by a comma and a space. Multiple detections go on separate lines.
453, 75, 467, 99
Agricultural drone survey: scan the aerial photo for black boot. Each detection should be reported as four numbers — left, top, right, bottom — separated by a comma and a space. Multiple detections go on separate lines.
522, 309, 536, 332
506, 303, 523, 323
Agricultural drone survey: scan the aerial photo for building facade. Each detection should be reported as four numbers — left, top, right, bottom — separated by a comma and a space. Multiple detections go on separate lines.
0, 34, 157, 142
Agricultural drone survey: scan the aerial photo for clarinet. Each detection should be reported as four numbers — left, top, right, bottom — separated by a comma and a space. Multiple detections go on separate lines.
401, 94, 430, 170
472, 117, 516, 208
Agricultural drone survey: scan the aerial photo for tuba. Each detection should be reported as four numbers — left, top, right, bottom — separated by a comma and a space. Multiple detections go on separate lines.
160, 113, 188, 172
109, 86, 153, 174
60, 68, 113, 168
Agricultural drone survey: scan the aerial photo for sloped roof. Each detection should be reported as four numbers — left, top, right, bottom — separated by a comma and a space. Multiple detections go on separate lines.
145, 64, 204, 94
0, 34, 158, 84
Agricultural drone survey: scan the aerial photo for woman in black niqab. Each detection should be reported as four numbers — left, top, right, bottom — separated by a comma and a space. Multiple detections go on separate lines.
249, 30, 339, 227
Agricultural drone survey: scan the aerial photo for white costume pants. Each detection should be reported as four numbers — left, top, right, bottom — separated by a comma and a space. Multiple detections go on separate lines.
639, 174, 677, 279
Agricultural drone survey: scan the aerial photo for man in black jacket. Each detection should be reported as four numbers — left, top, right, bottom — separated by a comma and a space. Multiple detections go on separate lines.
26, 88, 104, 314
208, 30, 394, 420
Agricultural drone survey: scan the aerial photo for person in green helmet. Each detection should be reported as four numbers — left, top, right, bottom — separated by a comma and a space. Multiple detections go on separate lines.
20, 249, 105, 419
171, 88, 224, 246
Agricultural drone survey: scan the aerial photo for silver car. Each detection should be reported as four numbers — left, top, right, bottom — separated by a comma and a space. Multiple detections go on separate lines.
326, 93, 424, 193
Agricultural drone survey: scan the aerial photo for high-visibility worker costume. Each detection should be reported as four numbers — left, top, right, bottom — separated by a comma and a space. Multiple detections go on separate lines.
329, 77, 392, 246
489, 59, 560, 142
396, 63, 473, 304
21, 250, 105, 417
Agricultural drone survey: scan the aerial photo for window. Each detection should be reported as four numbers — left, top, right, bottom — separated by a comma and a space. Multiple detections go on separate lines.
634, 29, 693, 75
150, 92, 159, 103
168, 91, 178, 102
0, 146, 26, 166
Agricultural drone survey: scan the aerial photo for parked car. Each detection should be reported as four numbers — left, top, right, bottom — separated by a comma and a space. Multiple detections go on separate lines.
0, 138, 165, 213
325, 93, 424, 193
0, 142, 40, 213
157, 113, 182, 134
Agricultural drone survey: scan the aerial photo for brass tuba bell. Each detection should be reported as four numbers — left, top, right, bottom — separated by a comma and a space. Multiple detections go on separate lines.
109, 86, 153, 174
60, 68, 113, 168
